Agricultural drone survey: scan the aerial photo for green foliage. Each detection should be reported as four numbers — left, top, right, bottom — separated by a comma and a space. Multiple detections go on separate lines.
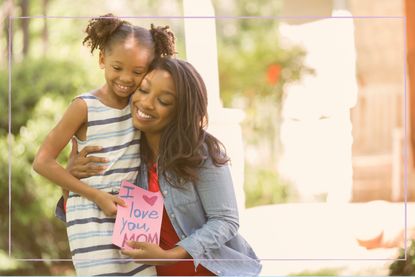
244, 162, 295, 208
212, 1, 312, 207
389, 240, 415, 276
0, 95, 73, 274
0, 58, 93, 136
0, 56, 90, 274
214, 1, 314, 107
289, 268, 341, 276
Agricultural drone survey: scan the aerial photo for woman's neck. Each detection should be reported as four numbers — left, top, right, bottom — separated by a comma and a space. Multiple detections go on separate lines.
145, 133, 160, 163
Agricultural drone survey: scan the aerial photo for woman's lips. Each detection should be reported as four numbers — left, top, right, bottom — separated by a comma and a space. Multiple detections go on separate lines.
136, 107, 154, 120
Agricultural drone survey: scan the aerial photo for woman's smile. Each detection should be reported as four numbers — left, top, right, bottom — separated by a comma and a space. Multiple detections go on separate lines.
136, 107, 155, 121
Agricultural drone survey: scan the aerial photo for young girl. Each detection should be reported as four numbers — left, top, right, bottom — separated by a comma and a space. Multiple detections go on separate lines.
33, 14, 175, 276
68, 57, 262, 276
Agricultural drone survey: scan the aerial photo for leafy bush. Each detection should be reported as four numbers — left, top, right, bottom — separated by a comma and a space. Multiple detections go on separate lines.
389, 240, 415, 276
0, 58, 93, 136
244, 162, 295, 208
0, 96, 75, 274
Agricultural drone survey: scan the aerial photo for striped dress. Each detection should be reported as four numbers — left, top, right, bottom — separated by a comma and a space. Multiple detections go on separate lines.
66, 93, 156, 276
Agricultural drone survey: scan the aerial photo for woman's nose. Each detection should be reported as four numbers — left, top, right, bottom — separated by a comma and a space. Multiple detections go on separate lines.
140, 95, 155, 110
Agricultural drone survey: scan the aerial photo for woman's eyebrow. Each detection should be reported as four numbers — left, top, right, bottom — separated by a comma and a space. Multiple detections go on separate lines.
161, 90, 176, 97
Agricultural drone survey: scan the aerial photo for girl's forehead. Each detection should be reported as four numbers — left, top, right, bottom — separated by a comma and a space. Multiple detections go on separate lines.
109, 38, 142, 53
121, 36, 140, 50
106, 41, 153, 67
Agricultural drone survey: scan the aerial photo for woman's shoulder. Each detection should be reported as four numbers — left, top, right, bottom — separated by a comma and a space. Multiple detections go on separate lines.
199, 140, 229, 168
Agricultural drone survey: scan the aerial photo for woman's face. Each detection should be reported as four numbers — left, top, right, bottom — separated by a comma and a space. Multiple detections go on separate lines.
131, 69, 177, 136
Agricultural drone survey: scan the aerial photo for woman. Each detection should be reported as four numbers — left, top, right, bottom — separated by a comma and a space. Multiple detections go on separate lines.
68, 57, 261, 276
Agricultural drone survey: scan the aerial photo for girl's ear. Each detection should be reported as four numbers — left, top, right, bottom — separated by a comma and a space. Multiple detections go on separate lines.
99, 51, 105, 69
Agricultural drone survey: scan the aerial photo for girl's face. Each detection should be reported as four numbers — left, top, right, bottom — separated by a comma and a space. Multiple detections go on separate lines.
131, 69, 177, 136
99, 37, 154, 99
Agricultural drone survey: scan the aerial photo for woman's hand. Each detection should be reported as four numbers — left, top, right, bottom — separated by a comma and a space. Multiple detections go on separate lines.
121, 241, 190, 265
93, 190, 126, 217
67, 138, 109, 179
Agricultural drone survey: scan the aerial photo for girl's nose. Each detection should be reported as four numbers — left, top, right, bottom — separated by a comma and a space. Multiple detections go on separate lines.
119, 72, 134, 83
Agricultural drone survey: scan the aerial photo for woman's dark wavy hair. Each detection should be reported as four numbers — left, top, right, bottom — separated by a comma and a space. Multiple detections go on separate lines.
141, 57, 230, 185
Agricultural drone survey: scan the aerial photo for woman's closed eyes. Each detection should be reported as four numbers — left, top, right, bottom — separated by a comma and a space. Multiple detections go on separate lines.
137, 87, 174, 106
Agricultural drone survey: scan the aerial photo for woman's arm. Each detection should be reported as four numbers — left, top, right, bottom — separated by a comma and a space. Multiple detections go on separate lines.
66, 137, 109, 178
33, 99, 125, 216
176, 158, 239, 261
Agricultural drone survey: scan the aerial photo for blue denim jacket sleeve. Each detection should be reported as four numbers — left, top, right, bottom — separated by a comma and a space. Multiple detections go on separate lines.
176, 158, 239, 264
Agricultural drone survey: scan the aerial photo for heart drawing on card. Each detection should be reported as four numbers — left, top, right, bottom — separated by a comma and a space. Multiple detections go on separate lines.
143, 195, 157, 206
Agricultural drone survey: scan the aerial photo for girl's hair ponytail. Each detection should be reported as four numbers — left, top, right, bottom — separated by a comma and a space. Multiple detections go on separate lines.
83, 13, 128, 54
150, 24, 176, 57
83, 14, 177, 58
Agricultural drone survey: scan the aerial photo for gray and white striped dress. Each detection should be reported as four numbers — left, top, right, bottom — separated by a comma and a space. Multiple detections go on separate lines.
66, 93, 156, 276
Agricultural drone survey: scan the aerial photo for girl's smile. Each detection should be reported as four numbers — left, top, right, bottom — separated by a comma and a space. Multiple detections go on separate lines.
114, 82, 135, 95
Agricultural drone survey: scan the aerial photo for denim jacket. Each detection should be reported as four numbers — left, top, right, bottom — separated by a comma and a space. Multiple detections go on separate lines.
136, 157, 262, 276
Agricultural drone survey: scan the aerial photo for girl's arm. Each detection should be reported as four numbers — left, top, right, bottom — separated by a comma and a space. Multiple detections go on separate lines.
33, 99, 125, 216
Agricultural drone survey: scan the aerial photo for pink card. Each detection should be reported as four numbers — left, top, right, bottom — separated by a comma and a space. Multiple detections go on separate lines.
112, 181, 164, 249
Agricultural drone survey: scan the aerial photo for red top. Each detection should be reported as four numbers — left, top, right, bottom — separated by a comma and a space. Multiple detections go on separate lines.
147, 164, 215, 276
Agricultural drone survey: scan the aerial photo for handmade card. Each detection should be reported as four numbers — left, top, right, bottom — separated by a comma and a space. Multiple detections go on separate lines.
112, 180, 164, 249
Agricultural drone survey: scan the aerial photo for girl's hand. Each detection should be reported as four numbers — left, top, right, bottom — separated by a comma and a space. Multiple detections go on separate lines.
67, 138, 109, 179
94, 190, 126, 216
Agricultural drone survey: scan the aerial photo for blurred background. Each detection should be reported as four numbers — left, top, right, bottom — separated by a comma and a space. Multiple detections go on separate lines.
1, 0, 414, 275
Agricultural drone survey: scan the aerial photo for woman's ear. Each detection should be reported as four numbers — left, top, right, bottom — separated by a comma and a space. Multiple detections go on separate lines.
99, 51, 105, 69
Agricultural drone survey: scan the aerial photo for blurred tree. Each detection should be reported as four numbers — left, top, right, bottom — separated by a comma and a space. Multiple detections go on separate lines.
0, 96, 75, 274
214, 0, 312, 107
20, 0, 29, 57
41, 0, 49, 55
1, 0, 15, 65
0, 58, 93, 136
1, 0, 53, 68
212, 0, 313, 204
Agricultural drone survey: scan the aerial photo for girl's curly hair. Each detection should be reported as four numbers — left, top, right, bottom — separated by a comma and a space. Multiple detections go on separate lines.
83, 13, 176, 57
